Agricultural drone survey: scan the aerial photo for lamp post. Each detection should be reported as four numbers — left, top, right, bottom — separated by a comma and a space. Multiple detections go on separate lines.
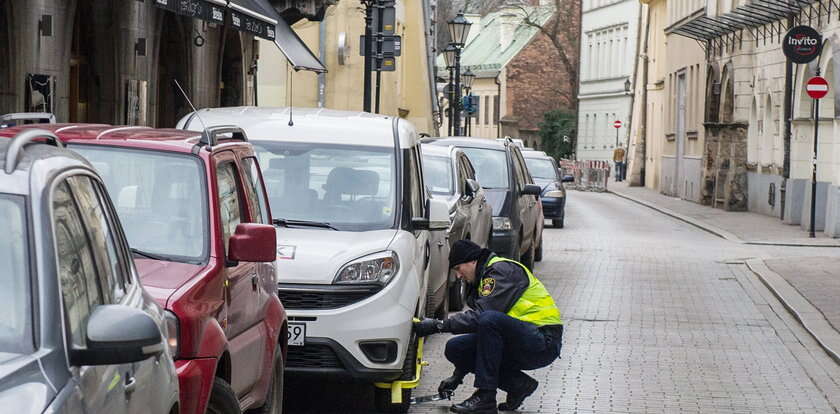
462, 68, 475, 136
448, 12, 472, 136
443, 44, 458, 136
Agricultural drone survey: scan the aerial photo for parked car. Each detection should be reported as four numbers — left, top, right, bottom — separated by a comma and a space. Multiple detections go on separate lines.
523, 150, 572, 228
420, 143, 492, 315
0, 129, 179, 414
177, 107, 450, 413
431, 137, 544, 269
0, 124, 287, 414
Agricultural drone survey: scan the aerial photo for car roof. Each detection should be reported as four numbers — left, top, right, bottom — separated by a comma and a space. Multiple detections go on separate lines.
0, 136, 92, 196
178, 107, 414, 149
0, 124, 206, 153
522, 151, 551, 159
428, 137, 508, 151
420, 143, 456, 158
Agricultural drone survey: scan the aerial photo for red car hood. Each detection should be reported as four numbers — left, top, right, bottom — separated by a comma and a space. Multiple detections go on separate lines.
135, 258, 206, 308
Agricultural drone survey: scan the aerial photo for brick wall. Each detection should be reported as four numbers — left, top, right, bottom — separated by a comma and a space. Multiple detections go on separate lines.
505, 3, 580, 143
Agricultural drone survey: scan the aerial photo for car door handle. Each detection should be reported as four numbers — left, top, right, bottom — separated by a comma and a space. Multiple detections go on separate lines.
124, 374, 137, 395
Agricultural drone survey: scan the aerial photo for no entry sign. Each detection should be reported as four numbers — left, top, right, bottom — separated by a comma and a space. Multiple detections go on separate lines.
613, 120, 622, 129
807, 76, 829, 99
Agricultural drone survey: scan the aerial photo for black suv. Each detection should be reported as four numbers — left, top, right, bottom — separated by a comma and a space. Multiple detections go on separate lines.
431, 138, 544, 269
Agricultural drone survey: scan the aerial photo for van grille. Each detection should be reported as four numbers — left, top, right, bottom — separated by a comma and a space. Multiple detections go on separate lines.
277, 285, 382, 310
287, 344, 343, 369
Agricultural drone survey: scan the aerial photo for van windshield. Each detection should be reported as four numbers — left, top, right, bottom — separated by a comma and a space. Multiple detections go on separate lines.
461, 148, 510, 189
0, 194, 33, 354
71, 146, 209, 263
253, 141, 397, 231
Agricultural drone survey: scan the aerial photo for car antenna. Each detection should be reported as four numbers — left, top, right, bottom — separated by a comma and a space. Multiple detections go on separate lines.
288, 70, 295, 127
172, 79, 209, 133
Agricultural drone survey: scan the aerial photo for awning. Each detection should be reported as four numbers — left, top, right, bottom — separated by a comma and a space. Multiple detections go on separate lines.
153, 0, 326, 73
668, 0, 818, 41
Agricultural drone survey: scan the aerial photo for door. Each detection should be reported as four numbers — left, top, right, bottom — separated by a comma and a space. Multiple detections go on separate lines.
240, 156, 276, 317
463, 155, 490, 248
214, 153, 263, 395
52, 177, 129, 414
676, 72, 687, 197
407, 147, 430, 313
511, 148, 535, 253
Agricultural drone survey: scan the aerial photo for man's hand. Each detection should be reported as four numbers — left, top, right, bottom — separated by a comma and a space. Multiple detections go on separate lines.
413, 318, 443, 337
438, 372, 464, 398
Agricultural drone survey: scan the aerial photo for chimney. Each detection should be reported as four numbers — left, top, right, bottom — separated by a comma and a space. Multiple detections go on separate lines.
499, 13, 518, 49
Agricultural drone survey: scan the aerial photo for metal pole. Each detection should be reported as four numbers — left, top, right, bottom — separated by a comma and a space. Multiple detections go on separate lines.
615, 126, 619, 147
374, 2, 383, 113
362, 1, 373, 112
448, 68, 454, 136
465, 89, 471, 136
781, 15, 794, 220
454, 50, 462, 136
810, 67, 820, 238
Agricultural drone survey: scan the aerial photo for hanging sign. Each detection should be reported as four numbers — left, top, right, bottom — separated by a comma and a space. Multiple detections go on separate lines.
783, 26, 823, 64
806, 76, 829, 100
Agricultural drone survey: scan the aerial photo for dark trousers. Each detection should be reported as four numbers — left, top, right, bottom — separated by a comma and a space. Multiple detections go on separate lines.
614, 162, 626, 181
444, 311, 562, 391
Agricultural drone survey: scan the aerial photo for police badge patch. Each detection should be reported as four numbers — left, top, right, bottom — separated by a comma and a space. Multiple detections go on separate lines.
480, 278, 496, 296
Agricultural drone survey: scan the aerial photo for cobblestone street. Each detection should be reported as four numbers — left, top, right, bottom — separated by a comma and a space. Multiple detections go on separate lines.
285, 191, 840, 413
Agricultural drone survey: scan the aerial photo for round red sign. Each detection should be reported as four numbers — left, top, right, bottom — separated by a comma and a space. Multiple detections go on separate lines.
613, 120, 622, 129
807, 76, 829, 99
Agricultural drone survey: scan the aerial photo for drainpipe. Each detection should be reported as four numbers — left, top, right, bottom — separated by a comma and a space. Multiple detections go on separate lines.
318, 19, 327, 108
495, 73, 502, 138
632, 3, 651, 186
780, 15, 794, 221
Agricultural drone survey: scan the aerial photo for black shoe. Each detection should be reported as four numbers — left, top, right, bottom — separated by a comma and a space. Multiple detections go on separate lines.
498, 377, 538, 411
450, 390, 498, 414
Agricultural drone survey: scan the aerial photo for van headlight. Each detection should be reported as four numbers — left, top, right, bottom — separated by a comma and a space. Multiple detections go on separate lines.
334, 251, 400, 285
164, 311, 179, 358
492, 217, 511, 231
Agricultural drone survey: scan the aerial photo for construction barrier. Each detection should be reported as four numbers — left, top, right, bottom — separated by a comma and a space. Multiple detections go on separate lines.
559, 160, 611, 192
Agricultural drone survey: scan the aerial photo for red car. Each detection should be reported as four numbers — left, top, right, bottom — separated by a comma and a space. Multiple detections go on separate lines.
0, 124, 287, 414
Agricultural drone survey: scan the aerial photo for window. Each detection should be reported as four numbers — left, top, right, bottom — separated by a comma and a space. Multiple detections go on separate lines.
69, 176, 126, 302
241, 157, 271, 225
484, 96, 490, 125
53, 181, 102, 349
216, 162, 244, 254
408, 149, 425, 219
423, 155, 454, 195
493, 96, 500, 124
0, 194, 33, 354
511, 150, 527, 189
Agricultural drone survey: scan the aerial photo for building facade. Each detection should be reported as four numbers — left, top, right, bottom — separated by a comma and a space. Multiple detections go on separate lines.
0, 0, 329, 128
438, 1, 581, 148
577, 0, 640, 161
256, 0, 439, 134
632, 0, 840, 237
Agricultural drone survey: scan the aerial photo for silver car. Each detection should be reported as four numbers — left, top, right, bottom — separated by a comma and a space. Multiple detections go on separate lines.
0, 129, 179, 414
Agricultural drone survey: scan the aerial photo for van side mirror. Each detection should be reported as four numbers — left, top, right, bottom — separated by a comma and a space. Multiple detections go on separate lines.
413, 199, 450, 231
465, 179, 480, 196
562, 175, 574, 183
522, 184, 541, 196
71, 305, 163, 366
229, 223, 277, 263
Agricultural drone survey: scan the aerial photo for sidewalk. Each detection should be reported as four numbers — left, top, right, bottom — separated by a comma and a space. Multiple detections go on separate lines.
606, 180, 840, 364
609, 181, 840, 247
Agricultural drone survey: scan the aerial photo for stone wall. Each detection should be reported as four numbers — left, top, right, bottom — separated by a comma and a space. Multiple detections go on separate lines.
702, 123, 749, 211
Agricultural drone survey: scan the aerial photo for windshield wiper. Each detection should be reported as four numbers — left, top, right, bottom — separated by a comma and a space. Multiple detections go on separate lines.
273, 218, 339, 231
130, 248, 170, 261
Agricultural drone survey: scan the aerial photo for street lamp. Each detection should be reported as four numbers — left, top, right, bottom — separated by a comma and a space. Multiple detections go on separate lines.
462, 68, 475, 136
448, 12, 472, 136
443, 44, 458, 136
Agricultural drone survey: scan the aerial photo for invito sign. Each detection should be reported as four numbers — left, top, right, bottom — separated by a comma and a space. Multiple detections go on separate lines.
783, 26, 823, 64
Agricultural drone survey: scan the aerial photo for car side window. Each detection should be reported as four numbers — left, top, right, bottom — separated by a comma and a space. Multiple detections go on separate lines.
241, 157, 270, 225
457, 157, 469, 195
53, 180, 103, 349
217, 162, 245, 254
517, 152, 534, 184
69, 176, 127, 302
463, 156, 477, 180
408, 149, 425, 218
510, 149, 526, 190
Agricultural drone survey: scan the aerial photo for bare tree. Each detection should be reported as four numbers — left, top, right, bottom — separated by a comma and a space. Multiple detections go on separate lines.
513, 0, 580, 108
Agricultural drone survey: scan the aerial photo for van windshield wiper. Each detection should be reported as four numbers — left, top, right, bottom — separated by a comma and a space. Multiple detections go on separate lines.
131, 248, 170, 261
273, 218, 339, 231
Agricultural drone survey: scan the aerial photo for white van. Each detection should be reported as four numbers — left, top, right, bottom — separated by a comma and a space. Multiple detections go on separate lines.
177, 107, 448, 412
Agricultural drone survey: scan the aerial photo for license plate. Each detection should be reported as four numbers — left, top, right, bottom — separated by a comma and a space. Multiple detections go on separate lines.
287, 322, 306, 346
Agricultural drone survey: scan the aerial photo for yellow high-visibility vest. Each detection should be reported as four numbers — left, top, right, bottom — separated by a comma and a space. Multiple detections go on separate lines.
484, 256, 563, 326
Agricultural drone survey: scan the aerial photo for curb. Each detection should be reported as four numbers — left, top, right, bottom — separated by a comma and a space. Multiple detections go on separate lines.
607, 189, 840, 248
745, 259, 840, 366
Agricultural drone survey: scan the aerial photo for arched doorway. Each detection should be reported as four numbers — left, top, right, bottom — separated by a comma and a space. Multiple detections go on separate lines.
220, 28, 244, 107
69, 0, 117, 123
0, 0, 13, 114
156, 13, 191, 128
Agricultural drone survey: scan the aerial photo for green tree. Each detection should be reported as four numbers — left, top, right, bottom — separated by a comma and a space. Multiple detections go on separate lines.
538, 110, 576, 160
